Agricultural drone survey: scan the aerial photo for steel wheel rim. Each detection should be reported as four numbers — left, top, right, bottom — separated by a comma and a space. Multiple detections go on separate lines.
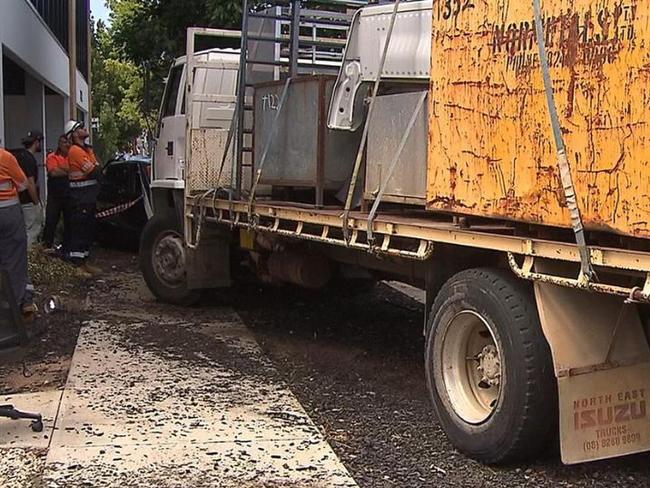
439, 310, 503, 425
152, 230, 186, 288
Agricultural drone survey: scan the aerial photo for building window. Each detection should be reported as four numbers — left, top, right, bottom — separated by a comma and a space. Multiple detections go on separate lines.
29, 0, 69, 50
76, 0, 89, 79
29, 0, 89, 80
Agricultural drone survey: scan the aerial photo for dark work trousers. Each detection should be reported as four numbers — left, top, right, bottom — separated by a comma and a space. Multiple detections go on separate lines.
65, 184, 99, 265
42, 179, 70, 248
0, 203, 34, 306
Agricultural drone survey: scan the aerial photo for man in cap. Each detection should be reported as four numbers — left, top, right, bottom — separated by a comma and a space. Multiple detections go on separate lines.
64, 121, 102, 277
11, 129, 44, 247
0, 147, 39, 319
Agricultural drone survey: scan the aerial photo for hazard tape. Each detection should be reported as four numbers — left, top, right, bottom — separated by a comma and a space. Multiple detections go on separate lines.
96, 196, 143, 220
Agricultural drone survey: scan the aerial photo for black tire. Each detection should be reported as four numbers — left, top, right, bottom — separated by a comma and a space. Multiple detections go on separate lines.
139, 213, 201, 306
425, 268, 556, 464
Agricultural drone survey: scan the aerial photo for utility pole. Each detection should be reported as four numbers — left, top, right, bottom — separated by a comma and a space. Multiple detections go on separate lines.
68, 0, 77, 120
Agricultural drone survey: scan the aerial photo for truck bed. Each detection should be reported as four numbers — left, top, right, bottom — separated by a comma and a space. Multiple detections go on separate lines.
186, 195, 650, 302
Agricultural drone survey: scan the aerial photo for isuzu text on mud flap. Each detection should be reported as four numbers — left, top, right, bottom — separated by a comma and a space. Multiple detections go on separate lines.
575, 390, 647, 430
574, 389, 646, 453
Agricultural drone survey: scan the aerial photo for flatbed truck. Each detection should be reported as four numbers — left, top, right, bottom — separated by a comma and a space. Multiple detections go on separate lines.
140, 0, 650, 465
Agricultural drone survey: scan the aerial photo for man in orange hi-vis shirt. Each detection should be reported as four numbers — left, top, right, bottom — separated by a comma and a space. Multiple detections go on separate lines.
42, 135, 71, 250
64, 120, 102, 277
0, 147, 39, 318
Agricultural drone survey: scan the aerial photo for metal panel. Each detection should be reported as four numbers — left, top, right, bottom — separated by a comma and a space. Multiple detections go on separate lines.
187, 129, 232, 192
190, 50, 240, 130
254, 76, 361, 191
358, 0, 431, 80
366, 90, 428, 203
328, 0, 431, 130
427, 0, 650, 239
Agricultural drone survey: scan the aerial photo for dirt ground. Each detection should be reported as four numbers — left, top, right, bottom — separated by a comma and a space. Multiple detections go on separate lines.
0, 251, 87, 396
234, 283, 650, 488
4, 248, 650, 487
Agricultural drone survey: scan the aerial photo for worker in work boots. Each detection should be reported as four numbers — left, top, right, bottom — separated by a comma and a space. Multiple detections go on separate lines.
42, 135, 71, 251
64, 121, 101, 278
12, 130, 44, 247
0, 148, 38, 320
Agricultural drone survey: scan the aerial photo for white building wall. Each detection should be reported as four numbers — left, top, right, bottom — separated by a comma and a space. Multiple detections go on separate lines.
4, 74, 44, 149
76, 70, 89, 113
0, 0, 89, 146
4, 72, 48, 199
45, 94, 65, 152
0, 1, 70, 97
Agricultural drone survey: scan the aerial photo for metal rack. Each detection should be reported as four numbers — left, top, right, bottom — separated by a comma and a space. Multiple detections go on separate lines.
232, 0, 368, 197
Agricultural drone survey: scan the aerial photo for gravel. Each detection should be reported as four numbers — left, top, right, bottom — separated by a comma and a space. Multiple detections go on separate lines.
1, 248, 84, 395
5, 249, 650, 487
228, 282, 650, 487
0, 448, 47, 487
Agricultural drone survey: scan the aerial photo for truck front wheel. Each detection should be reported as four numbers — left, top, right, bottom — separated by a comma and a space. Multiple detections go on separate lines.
425, 268, 556, 464
139, 214, 201, 306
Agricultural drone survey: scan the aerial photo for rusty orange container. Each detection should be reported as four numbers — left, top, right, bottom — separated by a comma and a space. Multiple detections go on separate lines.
427, 0, 650, 238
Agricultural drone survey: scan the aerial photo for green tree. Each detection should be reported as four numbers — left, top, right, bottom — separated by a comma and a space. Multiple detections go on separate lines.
108, 0, 240, 61
92, 0, 242, 160
92, 19, 148, 161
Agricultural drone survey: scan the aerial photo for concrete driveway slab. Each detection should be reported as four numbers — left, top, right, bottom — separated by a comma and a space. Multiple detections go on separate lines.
0, 390, 62, 449
43, 315, 357, 487
45, 438, 356, 487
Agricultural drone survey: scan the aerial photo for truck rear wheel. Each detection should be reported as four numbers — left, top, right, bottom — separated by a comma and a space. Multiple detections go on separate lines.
139, 214, 201, 306
425, 268, 556, 464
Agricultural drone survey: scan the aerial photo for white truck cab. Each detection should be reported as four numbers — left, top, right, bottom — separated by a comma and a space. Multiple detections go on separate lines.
141, 47, 241, 305
153, 49, 240, 191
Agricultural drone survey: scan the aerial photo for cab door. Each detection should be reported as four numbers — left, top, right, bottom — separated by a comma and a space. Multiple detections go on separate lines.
153, 64, 186, 183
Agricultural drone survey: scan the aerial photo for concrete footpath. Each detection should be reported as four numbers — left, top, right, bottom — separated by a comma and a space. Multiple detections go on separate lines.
2, 311, 358, 487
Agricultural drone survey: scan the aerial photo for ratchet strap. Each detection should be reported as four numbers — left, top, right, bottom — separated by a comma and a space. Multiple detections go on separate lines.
532, 0, 595, 283
342, 0, 402, 243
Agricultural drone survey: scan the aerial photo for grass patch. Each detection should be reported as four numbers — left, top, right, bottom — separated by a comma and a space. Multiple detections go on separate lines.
28, 246, 79, 288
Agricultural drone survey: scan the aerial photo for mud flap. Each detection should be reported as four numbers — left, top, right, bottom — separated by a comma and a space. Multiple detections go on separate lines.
534, 261, 650, 464
186, 228, 231, 290
557, 362, 650, 464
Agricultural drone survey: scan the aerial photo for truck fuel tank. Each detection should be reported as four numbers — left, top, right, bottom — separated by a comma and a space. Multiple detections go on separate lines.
267, 250, 332, 289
